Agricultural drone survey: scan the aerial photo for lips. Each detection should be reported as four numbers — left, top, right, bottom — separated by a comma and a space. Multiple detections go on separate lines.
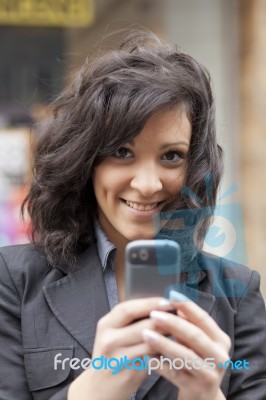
125, 200, 158, 211
120, 198, 165, 213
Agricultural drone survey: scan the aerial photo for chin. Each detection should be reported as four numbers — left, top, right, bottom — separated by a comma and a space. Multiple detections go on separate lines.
126, 228, 156, 242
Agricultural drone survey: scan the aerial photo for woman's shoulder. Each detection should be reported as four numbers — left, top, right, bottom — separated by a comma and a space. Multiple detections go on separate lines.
0, 243, 48, 272
199, 250, 254, 279
198, 250, 261, 300
0, 244, 52, 298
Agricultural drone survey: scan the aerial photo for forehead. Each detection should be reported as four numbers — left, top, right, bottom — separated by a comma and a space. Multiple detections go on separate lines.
129, 108, 192, 146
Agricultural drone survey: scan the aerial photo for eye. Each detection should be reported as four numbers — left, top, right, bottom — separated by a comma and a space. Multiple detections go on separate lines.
113, 147, 133, 159
162, 150, 186, 163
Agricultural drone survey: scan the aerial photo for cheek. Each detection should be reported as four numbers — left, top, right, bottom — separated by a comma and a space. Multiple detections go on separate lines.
93, 164, 129, 199
164, 168, 187, 195
92, 166, 108, 203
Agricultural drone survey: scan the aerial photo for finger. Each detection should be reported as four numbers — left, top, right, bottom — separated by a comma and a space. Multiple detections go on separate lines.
142, 328, 203, 378
97, 318, 166, 353
98, 297, 173, 328
149, 310, 229, 364
118, 342, 156, 360
142, 329, 226, 390
95, 343, 156, 378
149, 360, 194, 388
169, 291, 231, 350
154, 363, 221, 397
114, 317, 167, 347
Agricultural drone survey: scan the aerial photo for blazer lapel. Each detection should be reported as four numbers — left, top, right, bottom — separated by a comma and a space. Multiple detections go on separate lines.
43, 244, 110, 356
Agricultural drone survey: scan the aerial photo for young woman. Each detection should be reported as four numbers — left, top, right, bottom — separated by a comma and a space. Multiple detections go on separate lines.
0, 30, 265, 400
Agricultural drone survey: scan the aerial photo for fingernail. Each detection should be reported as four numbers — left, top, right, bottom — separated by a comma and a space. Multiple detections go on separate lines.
158, 299, 172, 309
142, 329, 159, 343
150, 310, 169, 321
169, 290, 191, 303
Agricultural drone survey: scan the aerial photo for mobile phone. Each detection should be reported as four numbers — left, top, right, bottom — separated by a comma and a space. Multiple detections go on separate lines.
125, 239, 181, 300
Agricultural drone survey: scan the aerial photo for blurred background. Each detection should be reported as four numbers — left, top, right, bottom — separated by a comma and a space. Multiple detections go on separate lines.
0, 0, 265, 296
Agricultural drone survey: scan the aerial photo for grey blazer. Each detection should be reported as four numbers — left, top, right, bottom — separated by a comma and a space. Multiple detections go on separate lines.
0, 243, 266, 400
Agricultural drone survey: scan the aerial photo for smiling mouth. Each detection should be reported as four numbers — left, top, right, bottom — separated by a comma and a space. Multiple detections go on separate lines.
121, 199, 163, 211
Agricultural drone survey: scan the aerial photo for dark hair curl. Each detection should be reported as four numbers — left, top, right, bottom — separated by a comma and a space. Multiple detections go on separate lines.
22, 29, 223, 267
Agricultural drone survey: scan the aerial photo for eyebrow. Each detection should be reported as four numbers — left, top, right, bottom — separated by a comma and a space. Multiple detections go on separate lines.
159, 141, 190, 149
127, 140, 190, 149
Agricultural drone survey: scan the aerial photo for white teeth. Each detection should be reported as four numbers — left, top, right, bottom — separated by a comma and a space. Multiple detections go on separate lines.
126, 200, 158, 211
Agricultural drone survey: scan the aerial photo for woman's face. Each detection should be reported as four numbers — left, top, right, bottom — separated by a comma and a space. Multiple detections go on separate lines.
92, 108, 191, 248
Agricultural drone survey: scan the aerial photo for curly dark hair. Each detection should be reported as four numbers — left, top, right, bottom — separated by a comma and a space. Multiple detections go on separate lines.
22, 29, 223, 267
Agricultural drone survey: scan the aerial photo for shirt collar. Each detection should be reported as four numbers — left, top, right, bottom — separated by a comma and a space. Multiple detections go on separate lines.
94, 219, 116, 271
93, 219, 204, 285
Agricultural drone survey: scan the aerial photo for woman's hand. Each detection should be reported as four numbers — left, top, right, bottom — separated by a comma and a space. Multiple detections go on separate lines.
68, 297, 173, 400
141, 291, 231, 400
215, 389, 226, 400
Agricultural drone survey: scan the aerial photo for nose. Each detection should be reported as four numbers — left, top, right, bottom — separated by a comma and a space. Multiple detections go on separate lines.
130, 165, 163, 197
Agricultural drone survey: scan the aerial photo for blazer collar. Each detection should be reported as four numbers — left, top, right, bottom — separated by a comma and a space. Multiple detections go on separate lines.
43, 244, 215, 400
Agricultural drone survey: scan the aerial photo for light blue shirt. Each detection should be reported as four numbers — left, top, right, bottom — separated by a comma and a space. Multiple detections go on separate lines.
94, 219, 118, 309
